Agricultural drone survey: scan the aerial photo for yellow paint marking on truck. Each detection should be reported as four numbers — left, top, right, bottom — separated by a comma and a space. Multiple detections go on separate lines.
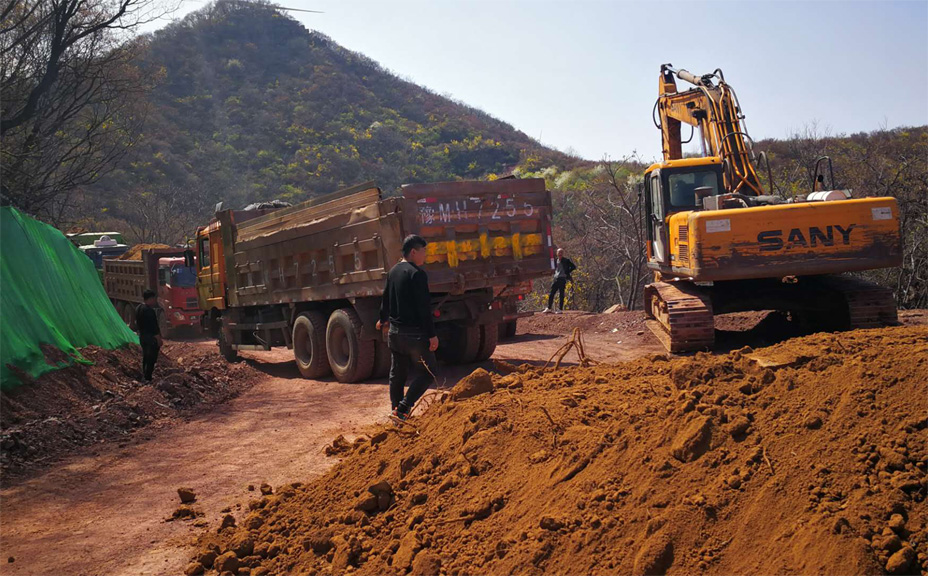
446, 240, 459, 267
512, 232, 522, 260
422, 233, 542, 265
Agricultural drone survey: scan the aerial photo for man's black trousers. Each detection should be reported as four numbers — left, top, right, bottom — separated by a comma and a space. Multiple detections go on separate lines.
387, 331, 438, 415
140, 337, 160, 381
548, 277, 568, 310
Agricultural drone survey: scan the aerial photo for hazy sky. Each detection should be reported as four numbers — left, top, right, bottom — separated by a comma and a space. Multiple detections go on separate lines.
150, 0, 928, 162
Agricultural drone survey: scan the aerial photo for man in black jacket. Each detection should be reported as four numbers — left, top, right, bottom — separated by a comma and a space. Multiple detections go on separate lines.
543, 248, 576, 314
136, 289, 163, 381
377, 235, 439, 421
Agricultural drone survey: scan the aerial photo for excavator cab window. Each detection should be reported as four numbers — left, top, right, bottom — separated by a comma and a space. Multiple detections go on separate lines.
667, 169, 720, 209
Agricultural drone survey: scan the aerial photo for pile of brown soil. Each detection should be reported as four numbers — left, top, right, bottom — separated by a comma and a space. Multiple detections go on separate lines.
118, 243, 171, 260
1, 342, 258, 478
190, 325, 927, 576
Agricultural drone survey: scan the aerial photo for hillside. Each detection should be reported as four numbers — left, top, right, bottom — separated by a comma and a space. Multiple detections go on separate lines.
90, 0, 580, 234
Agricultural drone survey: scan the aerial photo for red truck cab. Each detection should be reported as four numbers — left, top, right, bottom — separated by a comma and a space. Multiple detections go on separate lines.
157, 257, 201, 332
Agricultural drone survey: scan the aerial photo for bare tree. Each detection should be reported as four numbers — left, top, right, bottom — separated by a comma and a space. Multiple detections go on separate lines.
547, 156, 648, 312
1, 0, 172, 217
118, 184, 211, 245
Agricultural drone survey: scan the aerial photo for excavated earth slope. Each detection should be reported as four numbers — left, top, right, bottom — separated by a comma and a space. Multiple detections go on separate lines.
190, 326, 928, 576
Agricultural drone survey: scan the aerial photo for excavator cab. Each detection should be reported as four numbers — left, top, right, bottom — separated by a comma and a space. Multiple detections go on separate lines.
644, 157, 723, 266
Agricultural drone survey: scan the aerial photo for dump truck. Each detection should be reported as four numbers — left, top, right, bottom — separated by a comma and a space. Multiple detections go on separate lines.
103, 247, 203, 336
67, 232, 130, 278
195, 179, 554, 382
644, 64, 902, 351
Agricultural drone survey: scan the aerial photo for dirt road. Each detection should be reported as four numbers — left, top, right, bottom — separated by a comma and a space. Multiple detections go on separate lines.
0, 314, 654, 576
0, 345, 394, 576
2, 310, 924, 575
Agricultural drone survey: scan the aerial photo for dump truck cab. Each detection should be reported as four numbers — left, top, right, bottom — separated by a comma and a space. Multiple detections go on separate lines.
195, 206, 280, 336
157, 257, 201, 330
69, 233, 130, 278
196, 220, 225, 335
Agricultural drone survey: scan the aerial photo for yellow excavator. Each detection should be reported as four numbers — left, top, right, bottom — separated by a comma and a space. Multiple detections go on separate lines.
643, 64, 902, 352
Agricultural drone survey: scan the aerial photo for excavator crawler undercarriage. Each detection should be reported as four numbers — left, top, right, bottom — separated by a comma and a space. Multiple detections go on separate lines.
644, 275, 898, 353
644, 282, 713, 353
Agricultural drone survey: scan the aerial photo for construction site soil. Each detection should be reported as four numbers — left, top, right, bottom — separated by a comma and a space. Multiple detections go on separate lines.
0, 341, 259, 478
191, 325, 928, 576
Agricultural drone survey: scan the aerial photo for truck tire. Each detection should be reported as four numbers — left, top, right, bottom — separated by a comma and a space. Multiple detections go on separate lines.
440, 324, 480, 364
292, 311, 331, 379
499, 320, 517, 340
372, 338, 391, 378
476, 322, 499, 361
326, 308, 375, 383
218, 328, 239, 362
207, 311, 221, 338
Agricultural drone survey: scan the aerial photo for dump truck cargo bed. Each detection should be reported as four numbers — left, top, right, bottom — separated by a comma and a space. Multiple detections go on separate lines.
219, 179, 553, 307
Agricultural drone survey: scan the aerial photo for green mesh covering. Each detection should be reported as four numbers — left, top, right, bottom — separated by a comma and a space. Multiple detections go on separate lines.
1, 207, 138, 390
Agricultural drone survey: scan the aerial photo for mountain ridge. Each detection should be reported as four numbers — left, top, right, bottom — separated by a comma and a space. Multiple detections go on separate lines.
92, 0, 583, 225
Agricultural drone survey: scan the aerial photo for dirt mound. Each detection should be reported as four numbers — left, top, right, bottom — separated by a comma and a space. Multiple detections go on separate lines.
191, 326, 928, 576
118, 243, 171, 260
1, 342, 258, 479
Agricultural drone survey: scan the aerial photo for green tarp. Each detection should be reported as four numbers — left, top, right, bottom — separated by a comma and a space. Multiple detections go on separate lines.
1, 207, 138, 390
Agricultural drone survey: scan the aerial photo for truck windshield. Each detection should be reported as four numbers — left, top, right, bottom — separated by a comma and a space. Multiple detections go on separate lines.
171, 266, 197, 287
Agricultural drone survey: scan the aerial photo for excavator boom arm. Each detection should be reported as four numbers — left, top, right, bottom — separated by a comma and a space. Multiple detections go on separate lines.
657, 64, 764, 195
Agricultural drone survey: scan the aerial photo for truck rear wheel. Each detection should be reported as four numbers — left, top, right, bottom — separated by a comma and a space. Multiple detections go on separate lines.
218, 328, 239, 362
476, 322, 499, 361
372, 338, 391, 378
293, 311, 331, 379
326, 308, 375, 383
207, 311, 221, 338
440, 324, 480, 364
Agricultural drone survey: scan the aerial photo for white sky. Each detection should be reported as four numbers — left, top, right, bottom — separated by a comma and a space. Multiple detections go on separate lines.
146, 0, 928, 162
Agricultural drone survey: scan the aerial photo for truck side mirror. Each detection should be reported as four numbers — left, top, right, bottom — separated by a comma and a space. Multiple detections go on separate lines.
184, 249, 195, 268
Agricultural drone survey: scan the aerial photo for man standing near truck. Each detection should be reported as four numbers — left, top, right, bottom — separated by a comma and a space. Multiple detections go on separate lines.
543, 248, 577, 314
136, 289, 163, 381
376, 235, 439, 421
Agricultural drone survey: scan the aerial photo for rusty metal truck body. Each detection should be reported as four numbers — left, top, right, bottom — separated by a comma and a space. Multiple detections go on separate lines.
196, 179, 553, 382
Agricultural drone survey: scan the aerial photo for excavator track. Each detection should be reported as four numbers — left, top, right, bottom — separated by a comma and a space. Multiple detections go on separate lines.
644, 281, 715, 353
816, 275, 898, 329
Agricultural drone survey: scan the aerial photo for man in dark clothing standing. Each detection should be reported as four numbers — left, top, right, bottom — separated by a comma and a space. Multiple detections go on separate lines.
136, 289, 162, 381
543, 248, 577, 314
377, 234, 439, 421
